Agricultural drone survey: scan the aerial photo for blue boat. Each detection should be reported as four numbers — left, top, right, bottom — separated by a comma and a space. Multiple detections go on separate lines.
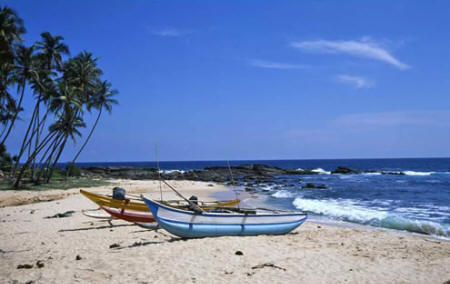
143, 197, 307, 238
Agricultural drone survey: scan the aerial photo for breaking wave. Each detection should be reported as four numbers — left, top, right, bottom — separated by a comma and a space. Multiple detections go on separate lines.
159, 169, 185, 174
402, 170, 435, 176
311, 168, 331, 175
271, 190, 295, 198
293, 198, 450, 237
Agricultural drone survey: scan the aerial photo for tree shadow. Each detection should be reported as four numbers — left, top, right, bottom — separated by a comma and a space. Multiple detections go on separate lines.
58, 223, 135, 232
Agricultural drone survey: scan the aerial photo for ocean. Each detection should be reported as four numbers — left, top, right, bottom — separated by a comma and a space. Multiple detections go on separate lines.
76, 158, 450, 238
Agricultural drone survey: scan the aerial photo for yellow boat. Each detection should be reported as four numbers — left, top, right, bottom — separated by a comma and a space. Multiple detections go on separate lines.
80, 189, 240, 212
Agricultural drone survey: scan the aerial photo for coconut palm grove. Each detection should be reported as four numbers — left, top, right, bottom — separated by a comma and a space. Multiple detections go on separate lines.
0, 6, 118, 188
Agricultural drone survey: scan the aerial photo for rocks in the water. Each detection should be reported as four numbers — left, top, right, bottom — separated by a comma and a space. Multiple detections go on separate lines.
235, 251, 243, 256
331, 166, 361, 174
109, 243, 120, 249
76, 255, 82, 260
45, 211, 75, 219
302, 183, 327, 189
285, 169, 319, 175
17, 264, 33, 269
381, 171, 405, 175
80, 164, 299, 182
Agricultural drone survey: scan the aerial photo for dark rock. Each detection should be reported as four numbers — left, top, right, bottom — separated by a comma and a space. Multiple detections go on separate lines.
381, 171, 405, 175
76, 255, 82, 260
45, 211, 75, 219
235, 251, 243, 256
109, 243, 120, 249
251, 263, 286, 271
17, 264, 33, 269
81, 164, 295, 182
302, 183, 327, 189
36, 260, 44, 268
331, 166, 361, 174
285, 169, 319, 175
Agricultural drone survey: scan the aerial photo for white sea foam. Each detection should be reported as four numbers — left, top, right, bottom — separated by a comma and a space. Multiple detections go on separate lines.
402, 170, 435, 176
293, 198, 450, 237
293, 198, 387, 222
311, 168, 331, 175
259, 184, 277, 192
159, 169, 185, 174
271, 190, 295, 198
362, 172, 382, 176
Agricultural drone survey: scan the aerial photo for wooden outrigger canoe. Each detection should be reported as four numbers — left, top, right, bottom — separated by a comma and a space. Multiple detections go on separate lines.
142, 197, 307, 238
101, 206, 156, 223
80, 189, 240, 212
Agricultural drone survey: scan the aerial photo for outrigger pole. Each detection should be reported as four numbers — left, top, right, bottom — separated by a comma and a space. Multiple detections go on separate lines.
227, 160, 240, 209
155, 143, 163, 201
161, 179, 203, 213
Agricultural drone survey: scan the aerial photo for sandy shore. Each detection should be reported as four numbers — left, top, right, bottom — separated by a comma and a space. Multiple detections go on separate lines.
1, 180, 449, 284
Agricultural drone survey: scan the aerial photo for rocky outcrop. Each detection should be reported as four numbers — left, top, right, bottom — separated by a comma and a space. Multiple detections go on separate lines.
79, 164, 406, 182
302, 183, 327, 189
80, 164, 290, 182
331, 166, 361, 174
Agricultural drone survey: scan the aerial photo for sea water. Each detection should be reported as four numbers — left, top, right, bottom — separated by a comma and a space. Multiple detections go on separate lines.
75, 158, 450, 238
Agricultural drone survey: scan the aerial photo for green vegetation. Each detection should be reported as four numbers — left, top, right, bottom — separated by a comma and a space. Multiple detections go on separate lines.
0, 6, 119, 189
0, 176, 110, 191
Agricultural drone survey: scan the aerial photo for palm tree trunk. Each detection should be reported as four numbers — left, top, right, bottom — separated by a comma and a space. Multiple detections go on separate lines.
41, 134, 64, 183
67, 106, 102, 177
13, 131, 57, 188
46, 135, 67, 183
33, 135, 61, 185
1, 80, 26, 145
30, 99, 41, 181
9, 100, 40, 182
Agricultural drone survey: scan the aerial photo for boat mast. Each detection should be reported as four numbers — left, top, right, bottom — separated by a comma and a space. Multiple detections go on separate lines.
227, 160, 240, 209
155, 143, 163, 201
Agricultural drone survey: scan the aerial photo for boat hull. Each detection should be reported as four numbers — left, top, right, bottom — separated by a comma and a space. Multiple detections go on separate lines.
143, 198, 307, 238
101, 206, 156, 223
81, 190, 149, 211
80, 190, 240, 212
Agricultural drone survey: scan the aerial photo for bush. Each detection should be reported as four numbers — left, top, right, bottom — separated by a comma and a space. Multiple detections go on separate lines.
66, 162, 81, 177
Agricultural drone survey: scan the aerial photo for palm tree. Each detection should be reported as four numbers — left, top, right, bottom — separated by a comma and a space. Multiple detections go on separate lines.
45, 113, 85, 182
62, 51, 103, 104
0, 62, 17, 136
0, 6, 26, 62
26, 33, 69, 178
35, 32, 69, 71
70, 80, 117, 167
14, 83, 84, 187
1, 44, 37, 145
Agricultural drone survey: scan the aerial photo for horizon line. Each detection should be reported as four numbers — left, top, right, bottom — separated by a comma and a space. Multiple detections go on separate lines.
66, 156, 450, 164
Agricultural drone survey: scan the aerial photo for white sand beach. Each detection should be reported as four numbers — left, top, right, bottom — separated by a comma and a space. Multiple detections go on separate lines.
1, 180, 449, 284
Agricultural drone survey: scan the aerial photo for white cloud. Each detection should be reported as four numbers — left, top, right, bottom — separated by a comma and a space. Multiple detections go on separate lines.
291, 38, 409, 70
249, 59, 308, 70
336, 74, 374, 89
150, 28, 192, 37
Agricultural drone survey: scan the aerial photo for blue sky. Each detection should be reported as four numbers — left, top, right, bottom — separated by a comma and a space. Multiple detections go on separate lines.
4, 0, 450, 161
